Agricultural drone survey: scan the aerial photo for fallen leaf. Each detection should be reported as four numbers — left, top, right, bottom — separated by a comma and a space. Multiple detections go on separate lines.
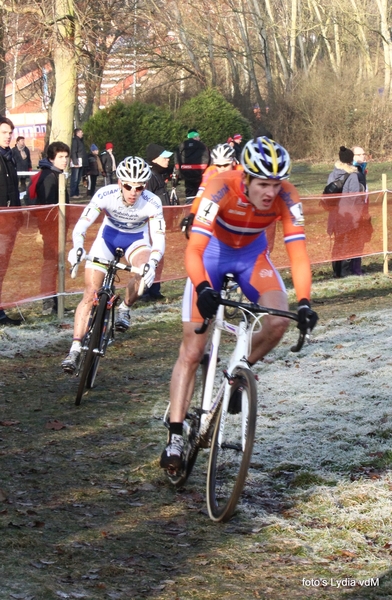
0, 488, 8, 501
0, 420, 21, 426
340, 549, 356, 558
45, 420, 66, 430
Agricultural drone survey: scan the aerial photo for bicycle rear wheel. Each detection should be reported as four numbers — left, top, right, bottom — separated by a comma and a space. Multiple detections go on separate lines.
206, 367, 257, 522
167, 353, 209, 487
75, 294, 107, 406
224, 285, 244, 319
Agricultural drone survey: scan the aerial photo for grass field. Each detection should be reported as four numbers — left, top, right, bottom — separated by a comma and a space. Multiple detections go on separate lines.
1, 257, 392, 599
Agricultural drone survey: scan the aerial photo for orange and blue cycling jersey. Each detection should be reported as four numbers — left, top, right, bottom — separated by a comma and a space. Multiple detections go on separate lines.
184, 170, 311, 313
190, 163, 244, 215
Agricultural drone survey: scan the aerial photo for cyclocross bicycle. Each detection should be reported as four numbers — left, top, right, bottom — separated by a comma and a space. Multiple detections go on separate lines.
71, 247, 140, 406
163, 275, 307, 522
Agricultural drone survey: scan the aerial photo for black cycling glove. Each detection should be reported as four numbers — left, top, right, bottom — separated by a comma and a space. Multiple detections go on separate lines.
297, 298, 319, 334
196, 281, 221, 320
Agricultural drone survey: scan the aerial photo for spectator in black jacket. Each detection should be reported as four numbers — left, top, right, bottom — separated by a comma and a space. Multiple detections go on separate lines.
174, 129, 210, 203
142, 143, 173, 301
100, 142, 117, 185
0, 116, 22, 325
35, 141, 70, 314
87, 144, 104, 197
12, 136, 32, 191
70, 128, 88, 198
145, 143, 173, 206
232, 133, 243, 161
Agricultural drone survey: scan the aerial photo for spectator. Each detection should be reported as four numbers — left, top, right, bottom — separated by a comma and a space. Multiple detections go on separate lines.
351, 146, 369, 276
232, 133, 243, 161
326, 146, 365, 278
143, 143, 174, 301
70, 128, 88, 199
35, 141, 70, 315
87, 144, 104, 198
100, 142, 117, 185
0, 116, 22, 326
12, 136, 32, 192
174, 129, 210, 204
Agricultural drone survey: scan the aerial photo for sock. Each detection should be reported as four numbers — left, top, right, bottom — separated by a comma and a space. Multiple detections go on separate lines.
119, 300, 131, 310
70, 340, 81, 353
169, 422, 183, 438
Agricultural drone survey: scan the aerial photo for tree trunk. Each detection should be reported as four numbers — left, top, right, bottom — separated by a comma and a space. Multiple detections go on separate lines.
50, 0, 76, 145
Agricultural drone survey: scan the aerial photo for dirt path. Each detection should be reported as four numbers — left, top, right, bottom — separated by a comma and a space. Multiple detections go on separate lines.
1, 270, 392, 599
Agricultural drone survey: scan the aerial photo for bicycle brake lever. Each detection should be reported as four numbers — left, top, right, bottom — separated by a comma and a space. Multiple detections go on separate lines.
195, 318, 209, 334
290, 330, 306, 352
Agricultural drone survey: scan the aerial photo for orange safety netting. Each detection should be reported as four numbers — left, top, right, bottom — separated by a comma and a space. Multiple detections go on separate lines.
0, 191, 388, 308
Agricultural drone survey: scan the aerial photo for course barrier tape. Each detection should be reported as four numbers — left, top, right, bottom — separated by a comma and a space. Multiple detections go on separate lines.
0, 190, 388, 308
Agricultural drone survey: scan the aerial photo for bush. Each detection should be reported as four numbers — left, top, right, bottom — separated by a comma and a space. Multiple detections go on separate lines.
176, 88, 252, 148
83, 90, 253, 160
83, 101, 184, 160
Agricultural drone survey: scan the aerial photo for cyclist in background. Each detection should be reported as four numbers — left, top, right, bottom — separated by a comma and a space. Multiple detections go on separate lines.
160, 136, 318, 470
62, 156, 166, 374
181, 143, 241, 238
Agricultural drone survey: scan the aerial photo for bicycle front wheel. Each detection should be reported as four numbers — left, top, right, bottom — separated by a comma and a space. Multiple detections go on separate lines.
86, 301, 113, 390
75, 294, 108, 406
206, 367, 257, 522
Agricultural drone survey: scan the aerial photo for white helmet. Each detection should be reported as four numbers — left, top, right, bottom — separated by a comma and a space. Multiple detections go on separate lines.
241, 137, 291, 180
116, 156, 151, 183
211, 143, 236, 165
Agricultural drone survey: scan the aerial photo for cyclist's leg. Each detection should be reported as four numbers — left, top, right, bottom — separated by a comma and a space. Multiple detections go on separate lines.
62, 266, 105, 372
169, 322, 208, 423
247, 289, 289, 364
124, 243, 151, 306
160, 278, 208, 470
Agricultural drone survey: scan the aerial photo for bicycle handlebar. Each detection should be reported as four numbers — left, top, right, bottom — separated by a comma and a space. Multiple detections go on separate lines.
195, 298, 307, 353
71, 251, 146, 296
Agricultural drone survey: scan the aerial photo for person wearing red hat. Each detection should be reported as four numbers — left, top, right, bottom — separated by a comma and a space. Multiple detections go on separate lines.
232, 134, 243, 161
100, 142, 117, 185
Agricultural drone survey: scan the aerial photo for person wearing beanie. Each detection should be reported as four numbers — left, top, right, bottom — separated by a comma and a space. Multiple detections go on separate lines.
0, 116, 23, 326
173, 129, 210, 203
87, 144, 104, 197
325, 145, 365, 278
100, 142, 117, 185
142, 143, 174, 301
34, 141, 70, 315
232, 133, 243, 161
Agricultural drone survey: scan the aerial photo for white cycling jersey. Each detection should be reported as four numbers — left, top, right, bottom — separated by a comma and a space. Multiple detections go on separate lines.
72, 184, 166, 262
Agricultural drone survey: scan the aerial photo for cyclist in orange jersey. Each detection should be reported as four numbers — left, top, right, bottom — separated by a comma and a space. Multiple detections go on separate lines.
160, 137, 318, 471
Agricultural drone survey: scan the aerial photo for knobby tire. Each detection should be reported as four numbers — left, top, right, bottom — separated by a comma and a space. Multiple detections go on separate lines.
206, 367, 257, 522
86, 298, 113, 390
75, 294, 108, 406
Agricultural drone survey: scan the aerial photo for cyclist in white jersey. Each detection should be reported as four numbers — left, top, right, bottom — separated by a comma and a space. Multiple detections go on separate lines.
62, 156, 166, 374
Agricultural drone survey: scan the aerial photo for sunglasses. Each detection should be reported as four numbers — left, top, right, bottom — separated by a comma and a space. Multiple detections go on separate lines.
216, 163, 232, 168
122, 183, 145, 191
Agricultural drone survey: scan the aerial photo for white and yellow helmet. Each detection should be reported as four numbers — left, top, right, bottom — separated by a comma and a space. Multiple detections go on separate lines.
241, 137, 291, 180
116, 156, 151, 183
